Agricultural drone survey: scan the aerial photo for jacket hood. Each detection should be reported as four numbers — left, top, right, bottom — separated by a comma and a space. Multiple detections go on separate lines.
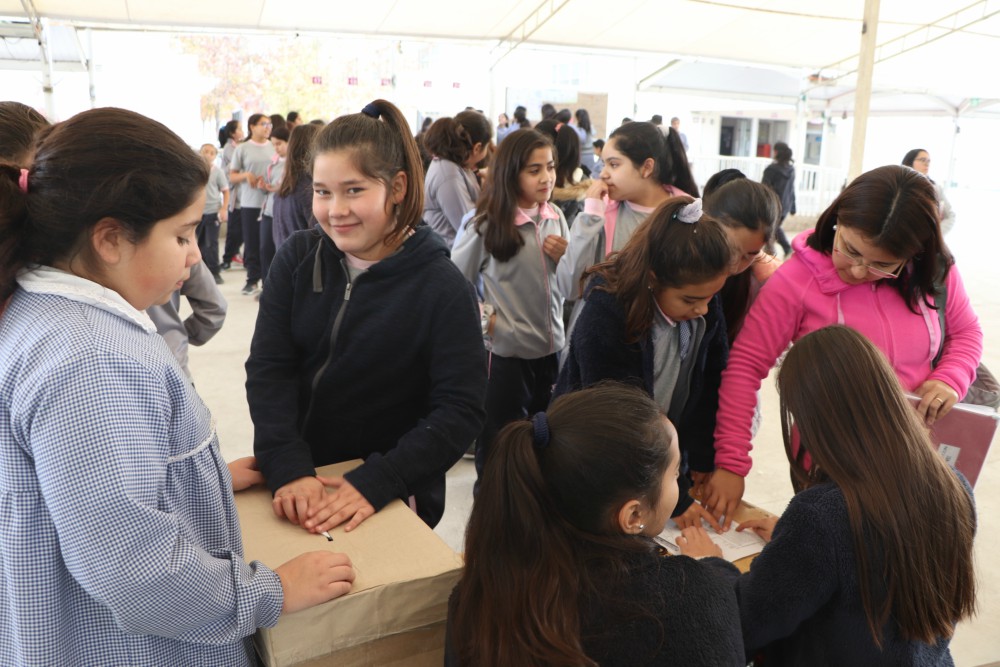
552, 179, 592, 201
791, 230, 857, 296
316, 223, 449, 276
308, 224, 449, 292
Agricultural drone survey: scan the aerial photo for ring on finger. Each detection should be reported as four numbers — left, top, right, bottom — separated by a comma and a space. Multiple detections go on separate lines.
933, 397, 944, 404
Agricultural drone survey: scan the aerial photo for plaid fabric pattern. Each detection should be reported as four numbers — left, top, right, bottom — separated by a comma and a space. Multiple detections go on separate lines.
1, 268, 282, 666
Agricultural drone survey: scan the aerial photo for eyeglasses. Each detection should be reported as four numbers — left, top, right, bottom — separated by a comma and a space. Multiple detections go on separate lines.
915, 157, 931, 164
833, 229, 905, 279
257, 122, 273, 128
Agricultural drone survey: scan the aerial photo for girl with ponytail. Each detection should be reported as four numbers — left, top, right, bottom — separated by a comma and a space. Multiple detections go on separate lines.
557, 120, 695, 311
422, 110, 493, 247
246, 99, 487, 534
555, 197, 736, 530
446, 382, 744, 666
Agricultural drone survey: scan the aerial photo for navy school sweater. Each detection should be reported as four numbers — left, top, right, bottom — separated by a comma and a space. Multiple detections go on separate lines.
246, 225, 487, 527
707, 476, 974, 666
554, 277, 729, 514
445, 547, 745, 667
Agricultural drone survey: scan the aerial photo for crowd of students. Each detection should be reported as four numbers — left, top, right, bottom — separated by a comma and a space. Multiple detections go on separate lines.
0, 96, 981, 666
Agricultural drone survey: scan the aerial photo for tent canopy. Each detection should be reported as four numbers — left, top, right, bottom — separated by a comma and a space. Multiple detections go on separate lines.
3, 0, 999, 115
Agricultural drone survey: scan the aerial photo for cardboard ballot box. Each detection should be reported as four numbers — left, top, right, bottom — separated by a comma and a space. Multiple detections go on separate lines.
235, 460, 463, 667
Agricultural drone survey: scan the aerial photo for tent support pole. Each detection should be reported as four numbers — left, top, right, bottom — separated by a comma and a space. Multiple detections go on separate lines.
848, 0, 880, 182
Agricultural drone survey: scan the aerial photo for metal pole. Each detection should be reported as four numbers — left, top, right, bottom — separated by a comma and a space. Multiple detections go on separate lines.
847, 0, 881, 182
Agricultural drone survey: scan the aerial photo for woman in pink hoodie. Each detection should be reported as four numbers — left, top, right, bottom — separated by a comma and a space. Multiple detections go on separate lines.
703, 165, 982, 528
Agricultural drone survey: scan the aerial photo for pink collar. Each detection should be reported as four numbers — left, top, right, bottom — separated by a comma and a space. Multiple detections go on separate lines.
514, 201, 557, 226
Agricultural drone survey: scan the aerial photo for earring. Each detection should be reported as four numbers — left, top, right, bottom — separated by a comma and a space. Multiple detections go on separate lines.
637, 524, 645, 532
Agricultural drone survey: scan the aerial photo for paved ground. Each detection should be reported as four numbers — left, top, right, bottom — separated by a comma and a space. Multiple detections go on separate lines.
196, 188, 999, 665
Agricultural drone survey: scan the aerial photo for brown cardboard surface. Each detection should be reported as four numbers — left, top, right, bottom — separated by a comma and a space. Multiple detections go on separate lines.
278, 622, 446, 667
236, 460, 463, 667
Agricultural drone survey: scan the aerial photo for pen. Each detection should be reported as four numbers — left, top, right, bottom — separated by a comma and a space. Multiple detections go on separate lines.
321, 531, 333, 542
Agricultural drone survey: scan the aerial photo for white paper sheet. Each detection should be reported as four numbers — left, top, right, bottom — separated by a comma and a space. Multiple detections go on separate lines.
654, 519, 766, 562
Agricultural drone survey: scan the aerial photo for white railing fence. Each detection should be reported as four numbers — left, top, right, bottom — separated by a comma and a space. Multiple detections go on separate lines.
690, 155, 847, 218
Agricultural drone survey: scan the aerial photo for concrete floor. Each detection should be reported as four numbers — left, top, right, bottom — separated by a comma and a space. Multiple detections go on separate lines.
198, 188, 999, 665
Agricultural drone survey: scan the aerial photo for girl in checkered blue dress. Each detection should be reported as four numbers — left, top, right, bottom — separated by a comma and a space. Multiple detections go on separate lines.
0, 108, 354, 666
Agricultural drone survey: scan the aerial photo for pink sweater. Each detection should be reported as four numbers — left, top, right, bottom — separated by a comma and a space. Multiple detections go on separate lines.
714, 231, 983, 476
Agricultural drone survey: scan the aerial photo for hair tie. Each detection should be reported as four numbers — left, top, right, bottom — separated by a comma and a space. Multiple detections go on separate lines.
361, 103, 381, 119
673, 198, 702, 224
18, 168, 29, 194
531, 412, 550, 450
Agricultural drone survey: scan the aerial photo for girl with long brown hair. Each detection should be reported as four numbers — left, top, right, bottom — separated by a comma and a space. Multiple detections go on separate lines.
682, 325, 977, 665
451, 128, 569, 487
246, 100, 486, 534
447, 383, 744, 667
422, 110, 493, 247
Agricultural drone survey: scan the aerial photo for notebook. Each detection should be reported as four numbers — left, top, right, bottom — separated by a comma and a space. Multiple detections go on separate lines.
907, 395, 998, 488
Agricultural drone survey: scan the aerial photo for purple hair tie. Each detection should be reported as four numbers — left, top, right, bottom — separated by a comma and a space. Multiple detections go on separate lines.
361, 103, 381, 119
531, 412, 550, 450
18, 168, 29, 194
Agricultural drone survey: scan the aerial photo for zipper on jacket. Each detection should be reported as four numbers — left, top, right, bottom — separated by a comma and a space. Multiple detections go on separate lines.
536, 221, 556, 355
301, 260, 355, 431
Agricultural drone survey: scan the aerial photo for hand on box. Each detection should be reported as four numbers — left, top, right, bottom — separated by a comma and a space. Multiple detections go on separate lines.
275, 551, 355, 613
273, 476, 328, 526
701, 468, 745, 531
676, 526, 723, 559
673, 500, 724, 534
737, 516, 778, 543
307, 476, 376, 533
228, 456, 264, 491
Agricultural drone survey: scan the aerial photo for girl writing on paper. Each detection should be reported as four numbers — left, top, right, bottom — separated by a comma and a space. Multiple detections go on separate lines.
681, 326, 977, 666
447, 382, 745, 667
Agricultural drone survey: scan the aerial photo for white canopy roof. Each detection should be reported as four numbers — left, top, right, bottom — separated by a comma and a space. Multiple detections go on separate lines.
3, 0, 999, 116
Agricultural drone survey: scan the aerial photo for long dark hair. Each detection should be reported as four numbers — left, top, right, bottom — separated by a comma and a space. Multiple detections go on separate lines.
575, 108, 592, 134
607, 122, 698, 196
587, 196, 735, 343
278, 123, 320, 198
0, 107, 208, 304
705, 177, 782, 342
474, 129, 553, 262
805, 165, 950, 313
312, 99, 424, 247
778, 326, 976, 646
554, 124, 581, 188
423, 110, 492, 166
665, 127, 699, 196
452, 382, 675, 667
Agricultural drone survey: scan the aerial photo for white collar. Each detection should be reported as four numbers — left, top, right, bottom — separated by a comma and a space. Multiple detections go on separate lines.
16, 265, 157, 334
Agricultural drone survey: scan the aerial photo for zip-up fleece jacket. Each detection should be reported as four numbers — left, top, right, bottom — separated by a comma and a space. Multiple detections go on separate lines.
246, 225, 487, 527
451, 202, 570, 359
714, 231, 982, 477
